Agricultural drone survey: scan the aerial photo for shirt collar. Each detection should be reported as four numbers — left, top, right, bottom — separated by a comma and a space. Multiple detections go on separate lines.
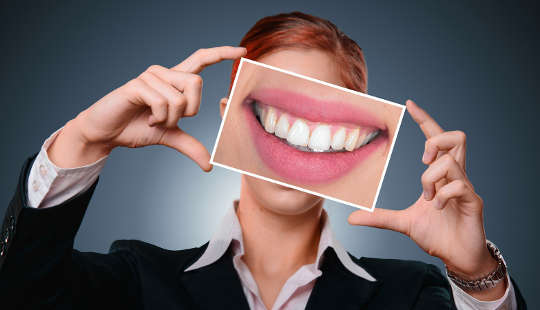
184, 201, 376, 282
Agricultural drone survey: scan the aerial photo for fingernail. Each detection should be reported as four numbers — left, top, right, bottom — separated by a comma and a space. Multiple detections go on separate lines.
424, 190, 432, 200
422, 150, 432, 163
434, 199, 443, 209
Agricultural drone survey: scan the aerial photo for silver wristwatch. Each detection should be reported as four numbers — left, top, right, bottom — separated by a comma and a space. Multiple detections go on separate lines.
446, 240, 507, 291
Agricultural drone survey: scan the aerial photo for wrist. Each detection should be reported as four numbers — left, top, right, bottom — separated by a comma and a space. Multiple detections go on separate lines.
48, 118, 112, 168
446, 240, 508, 301
446, 248, 498, 280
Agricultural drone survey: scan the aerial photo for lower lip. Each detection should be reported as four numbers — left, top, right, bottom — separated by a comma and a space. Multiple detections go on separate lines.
244, 102, 388, 185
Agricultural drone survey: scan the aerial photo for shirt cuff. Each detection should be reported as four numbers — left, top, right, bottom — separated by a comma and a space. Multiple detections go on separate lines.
27, 127, 108, 208
448, 273, 517, 310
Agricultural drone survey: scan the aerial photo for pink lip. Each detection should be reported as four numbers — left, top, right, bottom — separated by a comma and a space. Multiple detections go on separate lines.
248, 88, 386, 129
243, 88, 388, 184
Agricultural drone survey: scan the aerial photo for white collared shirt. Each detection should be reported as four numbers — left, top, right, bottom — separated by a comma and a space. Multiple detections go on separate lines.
185, 202, 375, 310
27, 127, 518, 310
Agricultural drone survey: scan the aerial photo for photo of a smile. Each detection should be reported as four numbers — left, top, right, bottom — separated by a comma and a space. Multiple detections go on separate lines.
212, 58, 404, 210
243, 88, 389, 185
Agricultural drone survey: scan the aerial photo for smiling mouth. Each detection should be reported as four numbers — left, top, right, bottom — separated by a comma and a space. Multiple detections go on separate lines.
243, 88, 388, 184
252, 101, 381, 153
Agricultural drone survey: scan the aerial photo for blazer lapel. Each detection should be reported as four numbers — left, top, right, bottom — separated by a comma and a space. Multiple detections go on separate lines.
178, 247, 250, 310
306, 248, 381, 310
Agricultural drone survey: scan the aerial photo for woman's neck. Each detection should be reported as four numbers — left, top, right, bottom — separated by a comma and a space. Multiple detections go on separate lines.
236, 180, 324, 309
236, 182, 323, 280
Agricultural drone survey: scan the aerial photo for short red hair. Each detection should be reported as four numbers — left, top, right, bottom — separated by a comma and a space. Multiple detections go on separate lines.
230, 11, 368, 93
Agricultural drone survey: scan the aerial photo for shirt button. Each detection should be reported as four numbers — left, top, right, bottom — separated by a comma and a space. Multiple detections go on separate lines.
39, 164, 47, 176
32, 179, 40, 192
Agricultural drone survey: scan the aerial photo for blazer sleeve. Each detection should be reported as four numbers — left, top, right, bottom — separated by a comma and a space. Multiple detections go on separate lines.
511, 277, 528, 309
0, 155, 141, 310
412, 264, 458, 310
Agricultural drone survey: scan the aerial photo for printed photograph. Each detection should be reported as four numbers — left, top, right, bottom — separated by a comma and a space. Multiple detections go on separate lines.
211, 58, 405, 210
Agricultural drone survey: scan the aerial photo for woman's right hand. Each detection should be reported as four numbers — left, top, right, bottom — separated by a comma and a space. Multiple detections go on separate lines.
48, 46, 246, 170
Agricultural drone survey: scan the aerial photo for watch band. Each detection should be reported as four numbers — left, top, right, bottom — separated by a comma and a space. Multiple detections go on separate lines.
446, 240, 507, 292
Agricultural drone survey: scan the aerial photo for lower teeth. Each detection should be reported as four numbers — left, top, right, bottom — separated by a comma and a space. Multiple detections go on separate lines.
285, 139, 337, 153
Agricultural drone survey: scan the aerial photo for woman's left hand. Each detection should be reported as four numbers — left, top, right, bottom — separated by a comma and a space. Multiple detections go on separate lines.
348, 100, 505, 298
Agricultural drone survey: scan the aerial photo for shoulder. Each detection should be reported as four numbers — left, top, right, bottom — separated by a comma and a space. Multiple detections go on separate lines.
108, 239, 207, 271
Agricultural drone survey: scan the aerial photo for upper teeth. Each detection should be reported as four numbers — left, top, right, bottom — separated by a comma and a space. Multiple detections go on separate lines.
275, 113, 289, 139
253, 101, 380, 152
309, 125, 331, 151
264, 107, 277, 133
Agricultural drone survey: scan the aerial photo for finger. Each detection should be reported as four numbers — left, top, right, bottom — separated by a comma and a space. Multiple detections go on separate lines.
173, 46, 247, 74
348, 208, 409, 235
181, 74, 203, 116
433, 179, 479, 210
125, 78, 168, 126
421, 154, 471, 201
159, 127, 212, 172
139, 71, 187, 127
147, 65, 202, 117
406, 100, 444, 139
423, 130, 467, 167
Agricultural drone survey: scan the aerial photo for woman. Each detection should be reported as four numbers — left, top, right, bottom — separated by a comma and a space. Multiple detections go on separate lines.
0, 12, 526, 309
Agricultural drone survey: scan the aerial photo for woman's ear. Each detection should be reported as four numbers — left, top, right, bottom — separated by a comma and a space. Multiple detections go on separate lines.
219, 97, 228, 119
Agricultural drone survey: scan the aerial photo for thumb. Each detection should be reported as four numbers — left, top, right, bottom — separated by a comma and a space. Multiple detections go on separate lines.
159, 127, 213, 172
348, 208, 409, 235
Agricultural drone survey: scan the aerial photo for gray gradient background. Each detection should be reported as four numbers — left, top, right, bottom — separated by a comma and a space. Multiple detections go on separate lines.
1, 0, 538, 307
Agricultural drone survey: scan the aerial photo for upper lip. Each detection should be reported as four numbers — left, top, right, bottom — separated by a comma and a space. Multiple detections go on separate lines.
246, 88, 386, 130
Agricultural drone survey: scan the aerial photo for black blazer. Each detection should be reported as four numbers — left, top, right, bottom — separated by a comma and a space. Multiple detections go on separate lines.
0, 156, 527, 309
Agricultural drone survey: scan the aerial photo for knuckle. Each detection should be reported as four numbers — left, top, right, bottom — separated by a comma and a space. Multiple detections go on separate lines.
477, 195, 484, 207
151, 95, 167, 107
421, 171, 430, 184
195, 48, 207, 57
166, 120, 178, 128
138, 71, 153, 81
438, 186, 449, 198
207, 49, 218, 59
185, 105, 199, 116
183, 109, 196, 117
189, 74, 203, 88
125, 78, 143, 91
441, 153, 454, 164
147, 64, 163, 73
455, 180, 467, 191
155, 113, 167, 122
455, 130, 467, 143
171, 94, 186, 107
